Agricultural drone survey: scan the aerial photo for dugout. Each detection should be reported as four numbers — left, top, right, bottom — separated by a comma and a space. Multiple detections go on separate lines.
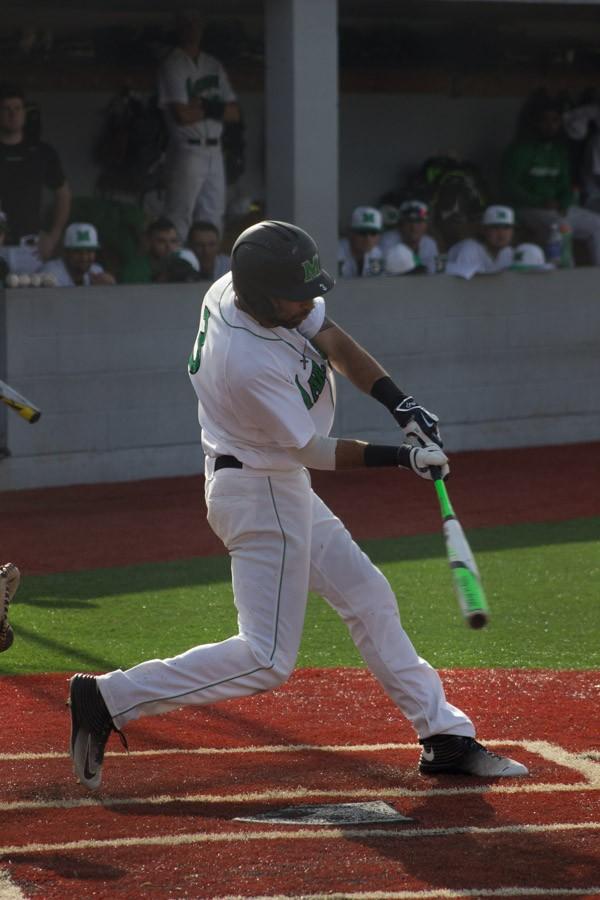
0, 0, 599, 488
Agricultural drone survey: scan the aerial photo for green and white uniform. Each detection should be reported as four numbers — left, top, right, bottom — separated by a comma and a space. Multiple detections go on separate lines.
158, 47, 237, 238
445, 238, 514, 280
190, 277, 335, 470
98, 275, 474, 742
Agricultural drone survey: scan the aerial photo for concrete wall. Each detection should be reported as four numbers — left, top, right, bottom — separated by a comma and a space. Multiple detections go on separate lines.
1, 269, 599, 490
0, 284, 206, 490
327, 271, 600, 451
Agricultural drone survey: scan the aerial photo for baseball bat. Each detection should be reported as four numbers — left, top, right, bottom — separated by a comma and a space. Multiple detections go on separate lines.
0, 379, 41, 423
430, 466, 489, 629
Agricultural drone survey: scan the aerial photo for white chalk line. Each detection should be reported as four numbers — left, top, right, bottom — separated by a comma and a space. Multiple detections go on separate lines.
215, 889, 600, 900
0, 868, 26, 900
215, 888, 600, 899
0, 820, 598, 858
2, 739, 598, 814
1, 778, 599, 814
2, 738, 598, 763
523, 740, 600, 784
0, 741, 459, 761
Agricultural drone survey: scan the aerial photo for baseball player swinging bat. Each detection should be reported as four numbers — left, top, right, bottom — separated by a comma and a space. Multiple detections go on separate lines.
0, 379, 41, 423
430, 466, 489, 629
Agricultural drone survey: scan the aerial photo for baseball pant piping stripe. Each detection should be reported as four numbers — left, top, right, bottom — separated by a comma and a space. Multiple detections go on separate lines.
111, 476, 288, 720
266, 476, 286, 663
112, 663, 274, 719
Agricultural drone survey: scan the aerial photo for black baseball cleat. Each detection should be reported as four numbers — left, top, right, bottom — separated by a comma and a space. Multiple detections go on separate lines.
0, 563, 20, 653
419, 734, 528, 777
68, 673, 127, 790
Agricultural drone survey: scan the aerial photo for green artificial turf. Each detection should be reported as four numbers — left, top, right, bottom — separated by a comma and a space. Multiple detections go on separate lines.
2, 517, 598, 675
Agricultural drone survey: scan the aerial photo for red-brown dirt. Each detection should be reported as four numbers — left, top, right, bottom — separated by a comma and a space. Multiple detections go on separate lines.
0, 441, 599, 575
1, 669, 599, 898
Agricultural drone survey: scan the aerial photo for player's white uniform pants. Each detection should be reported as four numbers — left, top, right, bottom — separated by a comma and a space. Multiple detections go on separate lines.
163, 142, 226, 241
99, 466, 474, 740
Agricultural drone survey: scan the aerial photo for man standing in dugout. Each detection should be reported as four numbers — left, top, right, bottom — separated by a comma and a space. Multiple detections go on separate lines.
68, 221, 529, 790
158, 10, 240, 242
0, 83, 71, 262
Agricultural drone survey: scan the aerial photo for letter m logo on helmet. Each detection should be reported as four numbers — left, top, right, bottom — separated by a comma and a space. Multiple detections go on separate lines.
302, 254, 320, 283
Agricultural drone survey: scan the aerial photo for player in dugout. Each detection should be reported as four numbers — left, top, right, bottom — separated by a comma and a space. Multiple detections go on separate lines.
67, 221, 529, 790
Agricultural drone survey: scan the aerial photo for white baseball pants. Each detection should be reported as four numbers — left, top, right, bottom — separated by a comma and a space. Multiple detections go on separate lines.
163, 142, 226, 241
99, 466, 474, 740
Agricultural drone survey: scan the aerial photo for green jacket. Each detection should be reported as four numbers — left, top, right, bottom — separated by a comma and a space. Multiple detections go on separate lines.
501, 138, 573, 210
120, 254, 153, 284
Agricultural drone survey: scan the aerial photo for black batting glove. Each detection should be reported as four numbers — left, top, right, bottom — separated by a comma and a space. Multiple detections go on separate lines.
393, 396, 443, 448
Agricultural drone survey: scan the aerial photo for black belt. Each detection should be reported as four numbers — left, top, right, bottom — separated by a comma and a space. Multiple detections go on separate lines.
214, 455, 243, 471
188, 138, 220, 146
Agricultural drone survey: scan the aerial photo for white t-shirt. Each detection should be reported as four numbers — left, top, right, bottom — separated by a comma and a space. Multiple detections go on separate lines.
379, 231, 440, 274
338, 238, 384, 277
40, 258, 106, 287
445, 239, 514, 280
158, 48, 237, 144
188, 275, 335, 471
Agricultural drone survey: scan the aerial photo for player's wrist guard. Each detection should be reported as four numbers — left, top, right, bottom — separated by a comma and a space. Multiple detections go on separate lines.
370, 376, 407, 413
363, 443, 418, 469
364, 444, 402, 467
370, 377, 443, 449
364, 443, 448, 480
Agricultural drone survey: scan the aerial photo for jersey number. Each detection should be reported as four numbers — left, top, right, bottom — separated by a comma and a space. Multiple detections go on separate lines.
188, 306, 211, 374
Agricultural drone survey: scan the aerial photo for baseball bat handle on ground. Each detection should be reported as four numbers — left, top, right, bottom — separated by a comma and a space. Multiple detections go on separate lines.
0, 379, 41, 423
430, 466, 489, 629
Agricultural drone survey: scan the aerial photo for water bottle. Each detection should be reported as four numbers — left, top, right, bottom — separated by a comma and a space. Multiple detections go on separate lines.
559, 222, 574, 268
545, 222, 562, 266
435, 253, 447, 273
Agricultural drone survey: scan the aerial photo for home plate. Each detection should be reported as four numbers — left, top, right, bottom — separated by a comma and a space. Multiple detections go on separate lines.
235, 801, 413, 826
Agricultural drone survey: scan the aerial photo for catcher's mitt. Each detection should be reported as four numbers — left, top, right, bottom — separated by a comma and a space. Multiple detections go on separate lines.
0, 562, 20, 652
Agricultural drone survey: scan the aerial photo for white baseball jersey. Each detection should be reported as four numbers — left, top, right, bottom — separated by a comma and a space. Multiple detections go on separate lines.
158, 48, 237, 144
379, 231, 440, 274
40, 258, 106, 287
337, 238, 384, 277
189, 275, 335, 470
445, 239, 514, 280
97, 270, 474, 747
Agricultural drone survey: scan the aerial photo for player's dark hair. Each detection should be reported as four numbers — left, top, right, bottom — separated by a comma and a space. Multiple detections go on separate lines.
188, 220, 219, 239
147, 217, 176, 236
0, 83, 25, 103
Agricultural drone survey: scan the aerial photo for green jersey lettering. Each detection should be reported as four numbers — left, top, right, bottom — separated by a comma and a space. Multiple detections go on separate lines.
188, 306, 211, 374
294, 376, 312, 409
295, 361, 327, 409
186, 75, 219, 100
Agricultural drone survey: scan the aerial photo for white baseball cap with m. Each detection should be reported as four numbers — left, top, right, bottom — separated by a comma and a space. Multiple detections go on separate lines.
351, 206, 383, 233
511, 242, 554, 271
482, 205, 515, 227
64, 223, 100, 249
